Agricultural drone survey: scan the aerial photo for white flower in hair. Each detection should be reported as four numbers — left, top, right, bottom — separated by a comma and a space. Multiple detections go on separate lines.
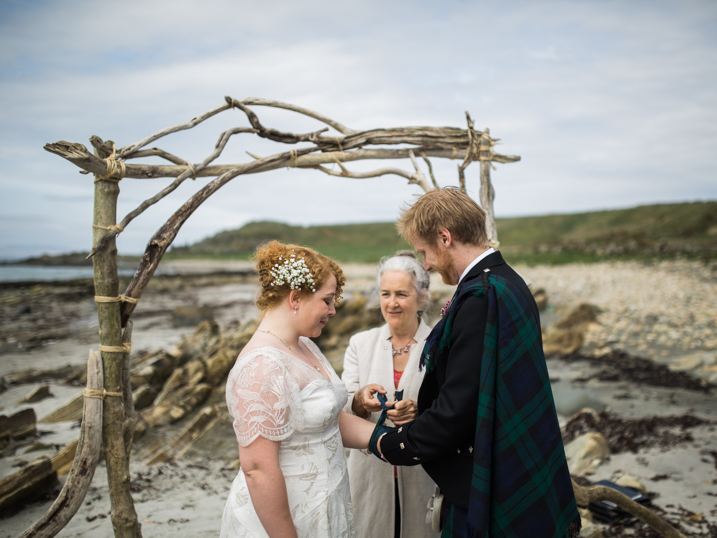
269, 255, 317, 292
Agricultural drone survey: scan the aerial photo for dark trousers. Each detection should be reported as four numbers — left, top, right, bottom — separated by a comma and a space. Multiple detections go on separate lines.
394, 477, 401, 538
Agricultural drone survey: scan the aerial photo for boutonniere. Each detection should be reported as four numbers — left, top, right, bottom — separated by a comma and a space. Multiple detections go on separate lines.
440, 299, 451, 317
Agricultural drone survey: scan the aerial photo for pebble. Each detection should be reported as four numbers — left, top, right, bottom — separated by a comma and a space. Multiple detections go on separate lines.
519, 261, 717, 356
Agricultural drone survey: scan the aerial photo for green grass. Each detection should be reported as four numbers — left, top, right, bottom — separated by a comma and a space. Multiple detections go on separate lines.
497, 202, 717, 245
167, 201, 717, 265
167, 221, 413, 263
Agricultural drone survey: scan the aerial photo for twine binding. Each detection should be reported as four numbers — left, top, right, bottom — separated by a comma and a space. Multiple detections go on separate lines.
93, 224, 124, 234
94, 142, 126, 183
335, 138, 347, 162
84, 389, 123, 399
99, 343, 132, 353
94, 295, 140, 305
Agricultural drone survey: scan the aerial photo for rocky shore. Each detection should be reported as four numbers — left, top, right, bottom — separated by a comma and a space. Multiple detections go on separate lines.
1, 259, 715, 537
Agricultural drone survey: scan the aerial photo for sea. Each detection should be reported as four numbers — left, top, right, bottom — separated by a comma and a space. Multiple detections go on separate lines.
0, 265, 139, 283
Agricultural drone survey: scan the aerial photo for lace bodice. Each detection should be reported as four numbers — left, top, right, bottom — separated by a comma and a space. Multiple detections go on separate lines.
225, 338, 347, 446
221, 338, 354, 537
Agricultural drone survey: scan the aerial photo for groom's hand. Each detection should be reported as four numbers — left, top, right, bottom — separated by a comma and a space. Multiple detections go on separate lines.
352, 384, 387, 417
386, 399, 418, 425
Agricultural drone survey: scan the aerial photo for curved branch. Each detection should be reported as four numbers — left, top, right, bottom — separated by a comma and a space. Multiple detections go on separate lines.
572, 480, 686, 538
19, 350, 103, 538
311, 162, 431, 192
88, 127, 256, 258
238, 97, 357, 135
118, 146, 318, 325
123, 148, 191, 165
420, 152, 440, 189
308, 150, 432, 193
458, 112, 478, 193
226, 97, 328, 144
118, 102, 233, 158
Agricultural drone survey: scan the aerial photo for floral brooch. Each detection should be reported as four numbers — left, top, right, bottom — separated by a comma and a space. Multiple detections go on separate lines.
440, 299, 451, 317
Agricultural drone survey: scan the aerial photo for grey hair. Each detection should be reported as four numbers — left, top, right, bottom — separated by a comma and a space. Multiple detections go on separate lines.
374, 250, 431, 316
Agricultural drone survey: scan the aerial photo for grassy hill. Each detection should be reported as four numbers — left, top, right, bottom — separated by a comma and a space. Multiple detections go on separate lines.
168, 201, 717, 264
169, 221, 413, 263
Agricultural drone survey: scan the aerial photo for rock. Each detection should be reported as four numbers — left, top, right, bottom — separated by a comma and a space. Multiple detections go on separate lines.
5, 364, 84, 385
206, 349, 236, 387
51, 439, 78, 477
0, 456, 58, 511
153, 358, 208, 407
17, 384, 53, 404
613, 471, 647, 493
130, 350, 177, 388
532, 288, 549, 311
0, 408, 37, 441
171, 320, 221, 364
132, 385, 158, 410
564, 432, 610, 476
543, 328, 585, 356
578, 508, 603, 538
142, 384, 213, 427
543, 304, 602, 356
39, 393, 83, 423
670, 351, 717, 372
11, 304, 31, 317
146, 405, 219, 465
553, 386, 605, 417
172, 305, 214, 328
554, 304, 600, 330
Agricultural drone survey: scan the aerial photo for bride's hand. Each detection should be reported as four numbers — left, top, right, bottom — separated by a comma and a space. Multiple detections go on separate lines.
352, 384, 387, 417
386, 399, 418, 425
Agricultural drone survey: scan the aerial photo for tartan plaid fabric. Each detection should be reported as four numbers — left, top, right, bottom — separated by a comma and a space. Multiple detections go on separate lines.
425, 274, 580, 538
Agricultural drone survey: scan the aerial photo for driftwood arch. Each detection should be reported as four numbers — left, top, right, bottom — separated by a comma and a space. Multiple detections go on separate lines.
23, 97, 684, 538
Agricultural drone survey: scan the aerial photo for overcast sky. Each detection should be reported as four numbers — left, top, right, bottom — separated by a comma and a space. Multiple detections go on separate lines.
1, 0, 715, 259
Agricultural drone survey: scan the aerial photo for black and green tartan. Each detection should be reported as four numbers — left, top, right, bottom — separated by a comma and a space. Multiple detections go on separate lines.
423, 273, 580, 538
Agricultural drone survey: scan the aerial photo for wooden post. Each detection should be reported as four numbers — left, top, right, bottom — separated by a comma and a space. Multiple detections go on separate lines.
478, 128, 499, 246
92, 142, 142, 538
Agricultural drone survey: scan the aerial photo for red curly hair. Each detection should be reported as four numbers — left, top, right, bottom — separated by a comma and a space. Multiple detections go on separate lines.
253, 241, 345, 311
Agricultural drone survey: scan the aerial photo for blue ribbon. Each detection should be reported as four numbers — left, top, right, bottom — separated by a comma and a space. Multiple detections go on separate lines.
368, 390, 404, 460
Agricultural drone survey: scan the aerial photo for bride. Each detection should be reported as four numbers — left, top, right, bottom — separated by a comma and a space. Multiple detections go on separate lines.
220, 241, 375, 538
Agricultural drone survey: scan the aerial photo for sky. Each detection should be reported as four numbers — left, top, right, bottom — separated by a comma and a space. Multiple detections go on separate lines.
1, 0, 715, 259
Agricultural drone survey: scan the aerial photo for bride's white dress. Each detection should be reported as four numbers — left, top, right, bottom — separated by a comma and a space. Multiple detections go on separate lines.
220, 337, 355, 537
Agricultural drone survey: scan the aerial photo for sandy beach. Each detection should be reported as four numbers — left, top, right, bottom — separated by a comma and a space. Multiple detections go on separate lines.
1, 260, 716, 537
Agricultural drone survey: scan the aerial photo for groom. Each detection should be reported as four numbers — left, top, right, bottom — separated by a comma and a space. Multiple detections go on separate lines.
375, 188, 580, 538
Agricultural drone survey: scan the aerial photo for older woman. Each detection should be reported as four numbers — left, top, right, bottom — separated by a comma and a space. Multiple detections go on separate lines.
342, 251, 439, 538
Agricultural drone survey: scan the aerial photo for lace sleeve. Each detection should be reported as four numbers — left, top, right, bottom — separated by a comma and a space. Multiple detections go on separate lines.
226, 352, 296, 447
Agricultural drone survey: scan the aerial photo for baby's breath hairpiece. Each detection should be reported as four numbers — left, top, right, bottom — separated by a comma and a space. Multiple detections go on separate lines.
270, 254, 317, 292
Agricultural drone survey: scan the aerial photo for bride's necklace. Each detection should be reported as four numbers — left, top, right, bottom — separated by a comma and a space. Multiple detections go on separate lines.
389, 325, 420, 358
260, 329, 322, 372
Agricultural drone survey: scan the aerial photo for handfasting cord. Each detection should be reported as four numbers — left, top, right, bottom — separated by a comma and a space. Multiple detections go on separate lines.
368, 390, 403, 460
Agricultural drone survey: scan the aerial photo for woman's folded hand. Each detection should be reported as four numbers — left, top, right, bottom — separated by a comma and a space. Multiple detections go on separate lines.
386, 398, 418, 425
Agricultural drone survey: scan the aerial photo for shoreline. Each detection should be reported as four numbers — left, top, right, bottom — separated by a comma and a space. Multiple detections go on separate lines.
1, 260, 715, 537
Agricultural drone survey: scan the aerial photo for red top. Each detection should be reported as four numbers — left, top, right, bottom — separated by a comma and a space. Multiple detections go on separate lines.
393, 369, 404, 478
393, 369, 404, 389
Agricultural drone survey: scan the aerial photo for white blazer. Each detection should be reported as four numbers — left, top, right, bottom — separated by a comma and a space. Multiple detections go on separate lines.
342, 321, 439, 538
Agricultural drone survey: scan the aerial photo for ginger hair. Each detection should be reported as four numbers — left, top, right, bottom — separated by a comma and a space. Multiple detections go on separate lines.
254, 241, 345, 311
396, 187, 489, 247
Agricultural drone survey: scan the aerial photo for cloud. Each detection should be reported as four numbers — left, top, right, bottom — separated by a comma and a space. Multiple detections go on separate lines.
1, 0, 716, 258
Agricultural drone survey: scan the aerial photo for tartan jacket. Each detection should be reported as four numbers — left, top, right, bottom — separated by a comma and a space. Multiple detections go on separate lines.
380, 251, 542, 508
